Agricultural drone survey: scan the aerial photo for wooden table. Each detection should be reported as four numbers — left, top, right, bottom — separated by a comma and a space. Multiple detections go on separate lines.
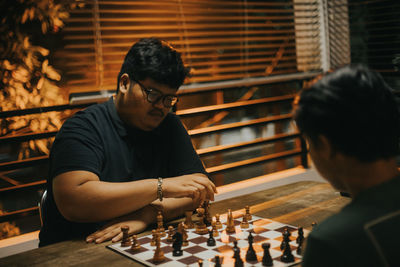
0, 181, 350, 266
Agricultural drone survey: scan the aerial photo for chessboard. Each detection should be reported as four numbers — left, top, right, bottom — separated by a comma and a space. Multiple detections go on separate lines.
107, 211, 309, 267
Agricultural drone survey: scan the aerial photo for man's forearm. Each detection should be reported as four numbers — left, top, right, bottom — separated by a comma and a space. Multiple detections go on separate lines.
54, 176, 159, 223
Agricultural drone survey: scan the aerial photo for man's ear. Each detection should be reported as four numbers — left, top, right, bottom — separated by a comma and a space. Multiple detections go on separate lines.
318, 135, 335, 159
119, 73, 130, 94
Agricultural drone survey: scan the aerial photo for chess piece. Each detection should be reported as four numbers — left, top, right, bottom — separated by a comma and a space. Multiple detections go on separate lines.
245, 232, 258, 262
245, 205, 252, 221
280, 239, 295, 263
280, 228, 291, 250
232, 240, 243, 267
207, 230, 216, 246
150, 229, 157, 246
195, 207, 209, 234
240, 214, 249, 229
225, 209, 235, 233
184, 211, 194, 229
296, 238, 303, 255
215, 214, 223, 230
130, 235, 141, 251
153, 232, 165, 263
296, 227, 304, 244
214, 255, 222, 267
121, 225, 132, 247
157, 211, 166, 237
203, 200, 212, 226
167, 225, 175, 242
178, 222, 189, 246
261, 242, 273, 266
212, 221, 219, 237
172, 231, 183, 256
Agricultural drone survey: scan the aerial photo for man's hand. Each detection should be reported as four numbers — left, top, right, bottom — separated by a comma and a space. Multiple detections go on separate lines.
86, 205, 156, 244
162, 173, 217, 204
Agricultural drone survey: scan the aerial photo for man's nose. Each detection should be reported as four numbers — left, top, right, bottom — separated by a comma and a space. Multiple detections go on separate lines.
152, 96, 165, 109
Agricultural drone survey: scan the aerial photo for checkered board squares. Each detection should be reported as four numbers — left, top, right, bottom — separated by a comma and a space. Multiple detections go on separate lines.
107, 215, 309, 267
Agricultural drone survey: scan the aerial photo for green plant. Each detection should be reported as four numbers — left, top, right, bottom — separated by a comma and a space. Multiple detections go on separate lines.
0, 1, 80, 158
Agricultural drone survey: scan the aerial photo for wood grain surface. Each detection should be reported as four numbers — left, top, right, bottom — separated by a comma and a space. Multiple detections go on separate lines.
0, 181, 350, 266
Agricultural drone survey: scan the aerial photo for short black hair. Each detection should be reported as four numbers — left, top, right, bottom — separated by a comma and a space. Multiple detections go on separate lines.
293, 65, 400, 162
116, 38, 190, 91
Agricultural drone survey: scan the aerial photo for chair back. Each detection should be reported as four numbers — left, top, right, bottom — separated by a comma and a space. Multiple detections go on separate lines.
38, 189, 47, 227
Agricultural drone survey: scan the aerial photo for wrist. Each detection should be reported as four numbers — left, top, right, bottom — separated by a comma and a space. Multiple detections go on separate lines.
157, 177, 163, 201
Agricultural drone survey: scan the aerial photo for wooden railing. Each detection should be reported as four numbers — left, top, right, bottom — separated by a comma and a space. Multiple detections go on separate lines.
0, 72, 316, 235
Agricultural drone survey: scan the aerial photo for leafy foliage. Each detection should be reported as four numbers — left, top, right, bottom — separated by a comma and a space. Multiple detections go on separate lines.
0, 1, 80, 157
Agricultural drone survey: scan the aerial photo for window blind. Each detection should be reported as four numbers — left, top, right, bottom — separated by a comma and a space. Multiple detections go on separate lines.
55, 0, 322, 95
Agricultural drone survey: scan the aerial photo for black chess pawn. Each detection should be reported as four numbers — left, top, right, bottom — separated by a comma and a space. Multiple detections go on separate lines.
296, 239, 303, 255
245, 232, 258, 262
207, 230, 216, 246
214, 255, 222, 267
280, 228, 291, 250
172, 231, 183, 256
280, 240, 295, 263
232, 240, 243, 267
261, 243, 273, 266
296, 227, 304, 244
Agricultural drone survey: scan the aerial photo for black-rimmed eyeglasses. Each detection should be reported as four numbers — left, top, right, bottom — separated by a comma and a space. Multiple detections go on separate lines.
133, 78, 178, 108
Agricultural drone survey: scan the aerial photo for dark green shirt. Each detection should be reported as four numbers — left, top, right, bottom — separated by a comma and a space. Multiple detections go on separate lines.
39, 98, 206, 246
302, 176, 400, 267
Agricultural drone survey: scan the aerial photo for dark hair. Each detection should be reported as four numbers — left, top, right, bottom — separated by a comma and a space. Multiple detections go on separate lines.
116, 38, 190, 91
293, 65, 400, 162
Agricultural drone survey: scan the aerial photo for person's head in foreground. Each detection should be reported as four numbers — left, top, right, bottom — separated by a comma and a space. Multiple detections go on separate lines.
293, 64, 400, 267
115, 37, 190, 131
294, 64, 400, 197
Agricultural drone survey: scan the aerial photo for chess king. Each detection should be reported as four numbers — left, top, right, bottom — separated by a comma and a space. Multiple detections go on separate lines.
39, 38, 217, 247
293, 65, 400, 266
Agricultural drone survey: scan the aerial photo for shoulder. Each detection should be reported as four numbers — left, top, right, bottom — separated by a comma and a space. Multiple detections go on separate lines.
55, 102, 111, 145
61, 102, 109, 132
310, 204, 365, 241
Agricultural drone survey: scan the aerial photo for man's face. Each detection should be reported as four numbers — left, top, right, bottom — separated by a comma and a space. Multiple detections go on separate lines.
306, 136, 346, 191
116, 75, 178, 131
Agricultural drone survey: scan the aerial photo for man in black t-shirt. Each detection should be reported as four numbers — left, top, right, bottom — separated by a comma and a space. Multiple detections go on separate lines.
293, 65, 400, 266
39, 38, 216, 246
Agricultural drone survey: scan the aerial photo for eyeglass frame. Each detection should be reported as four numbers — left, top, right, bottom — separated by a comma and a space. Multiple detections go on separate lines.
132, 78, 179, 108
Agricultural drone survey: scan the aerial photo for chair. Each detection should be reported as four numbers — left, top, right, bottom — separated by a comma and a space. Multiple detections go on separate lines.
38, 189, 47, 227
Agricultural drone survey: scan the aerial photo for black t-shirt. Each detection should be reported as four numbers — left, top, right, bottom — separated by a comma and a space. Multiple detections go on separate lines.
39, 97, 206, 246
